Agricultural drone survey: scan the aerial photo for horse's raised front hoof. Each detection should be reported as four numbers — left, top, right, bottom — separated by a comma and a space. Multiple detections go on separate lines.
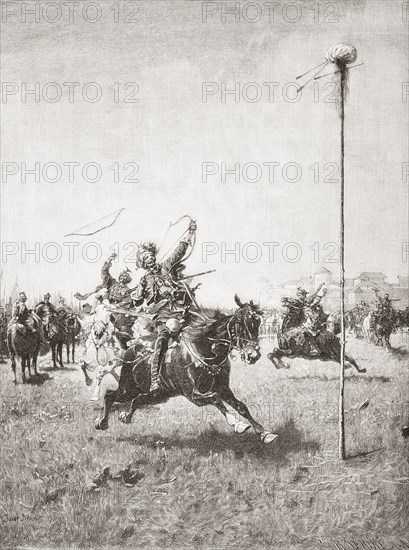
95, 417, 108, 430
359, 368, 367, 374
119, 411, 131, 424
260, 431, 278, 444
234, 421, 251, 434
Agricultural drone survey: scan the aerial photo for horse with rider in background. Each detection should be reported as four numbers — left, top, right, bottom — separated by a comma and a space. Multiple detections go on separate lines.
7, 291, 42, 383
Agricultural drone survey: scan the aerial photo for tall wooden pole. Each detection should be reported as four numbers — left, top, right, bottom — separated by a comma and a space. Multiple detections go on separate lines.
338, 64, 346, 460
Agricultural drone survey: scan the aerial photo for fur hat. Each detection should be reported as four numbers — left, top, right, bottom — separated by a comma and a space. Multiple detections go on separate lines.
136, 242, 158, 268
119, 268, 132, 283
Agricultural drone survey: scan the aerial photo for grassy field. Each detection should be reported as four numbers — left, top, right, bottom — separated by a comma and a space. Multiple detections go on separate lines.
0, 332, 408, 550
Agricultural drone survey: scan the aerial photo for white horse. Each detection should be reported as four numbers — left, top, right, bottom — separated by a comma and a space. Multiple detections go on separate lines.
78, 298, 123, 402
362, 311, 375, 343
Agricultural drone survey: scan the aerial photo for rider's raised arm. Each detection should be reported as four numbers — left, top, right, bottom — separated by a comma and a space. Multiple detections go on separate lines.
162, 222, 196, 273
101, 254, 116, 288
306, 282, 325, 305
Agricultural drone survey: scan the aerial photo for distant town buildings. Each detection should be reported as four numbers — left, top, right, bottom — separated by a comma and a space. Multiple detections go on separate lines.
257, 267, 409, 311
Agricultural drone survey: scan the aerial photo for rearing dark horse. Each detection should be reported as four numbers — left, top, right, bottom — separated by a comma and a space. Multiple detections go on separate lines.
94, 295, 278, 444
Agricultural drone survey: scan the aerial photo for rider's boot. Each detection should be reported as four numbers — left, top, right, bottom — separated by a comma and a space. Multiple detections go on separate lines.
149, 332, 169, 396
149, 349, 162, 395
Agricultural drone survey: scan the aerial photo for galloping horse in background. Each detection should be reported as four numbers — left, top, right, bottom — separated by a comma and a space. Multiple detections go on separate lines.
7, 323, 41, 383
94, 295, 278, 444
374, 311, 396, 349
60, 312, 81, 363
267, 306, 366, 374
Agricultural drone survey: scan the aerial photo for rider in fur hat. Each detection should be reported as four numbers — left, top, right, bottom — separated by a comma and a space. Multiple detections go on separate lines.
131, 220, 197, 396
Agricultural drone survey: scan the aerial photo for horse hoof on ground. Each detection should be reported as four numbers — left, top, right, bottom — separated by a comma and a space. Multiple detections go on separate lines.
234, 421, 251, 434
12, 379, 17, 385
119, 411, 131, 424
266, 353, 274, 363
95, 417, 108, 430
359, 368, 367, 374
260, 431, 278, 444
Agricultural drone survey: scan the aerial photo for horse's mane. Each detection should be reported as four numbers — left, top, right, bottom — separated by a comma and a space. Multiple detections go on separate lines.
183, 308, 228, 344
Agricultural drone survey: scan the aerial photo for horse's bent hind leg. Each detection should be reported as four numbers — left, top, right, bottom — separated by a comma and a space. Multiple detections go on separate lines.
221, 388, 278, 444
119, 392, 152, 424
267, 348, 291, 369
345, 354, 366, 374
95, 390, 117, 430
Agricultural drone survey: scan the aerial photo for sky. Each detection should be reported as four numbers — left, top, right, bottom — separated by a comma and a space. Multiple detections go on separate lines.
0, 0, 408, 307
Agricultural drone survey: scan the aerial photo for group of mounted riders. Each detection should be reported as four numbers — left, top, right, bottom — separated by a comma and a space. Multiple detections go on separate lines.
345, 294, 407, 346
7, 221, 200, 393
4, 220, 406, 417
6, 219, 407, 439
5, 214, 403, 387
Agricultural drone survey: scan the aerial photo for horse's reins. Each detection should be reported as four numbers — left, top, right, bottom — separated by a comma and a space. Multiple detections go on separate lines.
181, 311, 260, 375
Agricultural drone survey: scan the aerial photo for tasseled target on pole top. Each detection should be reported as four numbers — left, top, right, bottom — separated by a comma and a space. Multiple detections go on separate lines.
296, 43, 362, 114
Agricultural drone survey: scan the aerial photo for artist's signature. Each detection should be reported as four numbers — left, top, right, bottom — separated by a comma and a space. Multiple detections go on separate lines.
1, 512, 40, 524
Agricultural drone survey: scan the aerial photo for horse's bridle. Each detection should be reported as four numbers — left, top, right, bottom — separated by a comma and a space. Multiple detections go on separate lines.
226, 313, 260, 356
182, 309, 261, 375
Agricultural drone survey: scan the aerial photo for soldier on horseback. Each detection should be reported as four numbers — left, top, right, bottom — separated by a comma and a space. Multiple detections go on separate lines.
101, 254, 133, 307
75, 253, 133, 307
57, 296, 72, 315
9, 292, 37, 334
131, 220, 197, 396
280, 283, 326, 356
35, 293, 58, 341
